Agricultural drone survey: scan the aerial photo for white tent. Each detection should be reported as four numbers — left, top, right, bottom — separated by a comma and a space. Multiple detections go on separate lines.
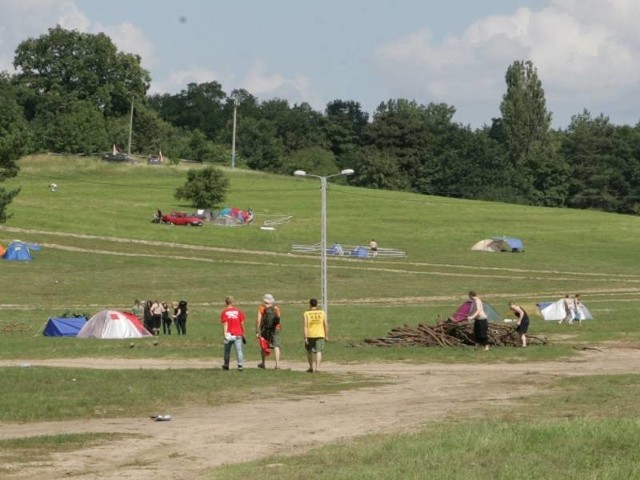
537, 299, 593, 321
471, 237, 524, 253
77, 310, 152, 338
471, 239, 503, 252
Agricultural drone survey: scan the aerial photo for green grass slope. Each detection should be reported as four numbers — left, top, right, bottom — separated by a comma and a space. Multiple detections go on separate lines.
1, 154, 640, 361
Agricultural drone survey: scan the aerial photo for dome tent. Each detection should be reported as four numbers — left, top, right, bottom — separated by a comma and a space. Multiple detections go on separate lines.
77, 310, 152, 338
471, 236, 524, 253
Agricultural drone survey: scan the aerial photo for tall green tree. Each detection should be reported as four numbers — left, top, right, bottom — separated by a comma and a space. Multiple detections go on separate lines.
13, 26, 150, 118
175, 166, 229, 209
239, 117, 285, 172
562, 111, 640, 214
148, 81, 227, 140
346, 147, 410, 191
324, 99, 368, 166
280, 146, 338, 176
0, 75, 26, 222
30, 96, 108, 153
259, 100, 328, 154
500, 60, 568, 206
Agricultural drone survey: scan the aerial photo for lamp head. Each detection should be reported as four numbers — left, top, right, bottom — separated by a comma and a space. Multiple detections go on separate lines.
293, 170, 307, 177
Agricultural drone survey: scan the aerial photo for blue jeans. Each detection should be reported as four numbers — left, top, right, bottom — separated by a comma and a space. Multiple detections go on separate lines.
223, 336, 244, 367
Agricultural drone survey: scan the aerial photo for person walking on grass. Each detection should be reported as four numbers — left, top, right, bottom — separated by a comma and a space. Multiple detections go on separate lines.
256, 294, 282, 370
303, 298, 329, 373
220, 296, 246, 371
369, 239, 378, 258
573, 293, 584, 325
560, 294, 575, 325
467, 290, 490, 351
508, 302, 530, 347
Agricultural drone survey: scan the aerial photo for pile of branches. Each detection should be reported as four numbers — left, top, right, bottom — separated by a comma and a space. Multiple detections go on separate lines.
364, 321, 548, 347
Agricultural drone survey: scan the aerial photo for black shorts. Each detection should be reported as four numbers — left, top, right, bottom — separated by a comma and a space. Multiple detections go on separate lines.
517, 318, 530, 334
473, 318, 489, 345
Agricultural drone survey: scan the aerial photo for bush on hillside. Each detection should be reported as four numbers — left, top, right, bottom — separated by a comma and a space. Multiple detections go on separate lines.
174, 166, 229, 209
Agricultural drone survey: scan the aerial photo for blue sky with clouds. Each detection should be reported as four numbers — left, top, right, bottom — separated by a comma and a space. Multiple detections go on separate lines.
1, 0, 639, 129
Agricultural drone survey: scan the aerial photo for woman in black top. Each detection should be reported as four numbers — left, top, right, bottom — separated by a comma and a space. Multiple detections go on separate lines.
509, 302, 530, 347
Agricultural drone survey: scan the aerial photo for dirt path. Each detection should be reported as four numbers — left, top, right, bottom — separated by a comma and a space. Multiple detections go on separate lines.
1, 347, 640, 480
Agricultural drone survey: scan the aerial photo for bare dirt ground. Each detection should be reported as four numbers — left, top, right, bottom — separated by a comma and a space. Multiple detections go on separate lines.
1, 347, 640, 480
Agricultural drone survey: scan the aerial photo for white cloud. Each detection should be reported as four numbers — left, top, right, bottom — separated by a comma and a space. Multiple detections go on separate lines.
243, 60, 285, 95
94, 21, 156, 68
149, 67, 228, 95
375, 0, 640, 127
0, 0, 154, 74
242, 60, 323, 107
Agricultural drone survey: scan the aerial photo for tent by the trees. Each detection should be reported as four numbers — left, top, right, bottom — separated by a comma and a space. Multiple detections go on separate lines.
448, 300, 501, 323
43, 317, 87, 337
2, 241, 41, 261
537, 299, 593, 321
77, 310, 152, 338
471, 237, 524, 252
213, 207, 254, 226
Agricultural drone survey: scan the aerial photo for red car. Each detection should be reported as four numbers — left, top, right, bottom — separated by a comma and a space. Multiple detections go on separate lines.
161, 212, 203, 226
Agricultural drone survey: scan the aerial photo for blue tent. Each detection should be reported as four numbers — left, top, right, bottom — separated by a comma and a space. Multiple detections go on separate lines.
2, 241, 41, 261
495, 237, 524, 252
43, 317, 87, 337
350, 246, 369, 258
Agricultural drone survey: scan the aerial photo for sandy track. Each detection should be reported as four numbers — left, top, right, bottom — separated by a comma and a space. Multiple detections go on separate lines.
1, 348, 640, 480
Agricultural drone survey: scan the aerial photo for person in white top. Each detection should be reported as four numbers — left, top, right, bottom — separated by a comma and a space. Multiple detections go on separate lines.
369, 239, 378, 258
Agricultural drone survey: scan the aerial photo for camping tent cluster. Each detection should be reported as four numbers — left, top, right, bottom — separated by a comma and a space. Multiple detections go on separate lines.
43, 310, 152, 338
213, 207, 254, 226
471, 237, 524, 253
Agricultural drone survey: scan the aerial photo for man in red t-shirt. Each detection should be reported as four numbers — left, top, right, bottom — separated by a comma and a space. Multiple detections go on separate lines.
220, 296, 246, 371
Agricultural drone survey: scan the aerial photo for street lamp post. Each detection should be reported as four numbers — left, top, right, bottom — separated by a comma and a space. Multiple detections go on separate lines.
231, 97, 239, 169
293, 168, 354, 319
127, 97, 134, 156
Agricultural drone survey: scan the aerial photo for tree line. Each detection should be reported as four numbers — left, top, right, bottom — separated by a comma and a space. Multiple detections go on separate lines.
2, 26, 640, 221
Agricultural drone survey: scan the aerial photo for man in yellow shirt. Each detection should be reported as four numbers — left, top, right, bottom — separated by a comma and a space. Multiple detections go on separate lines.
303, 298, 329, 373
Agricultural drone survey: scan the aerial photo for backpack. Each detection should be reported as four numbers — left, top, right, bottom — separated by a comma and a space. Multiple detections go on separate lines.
261, 306, 280, 336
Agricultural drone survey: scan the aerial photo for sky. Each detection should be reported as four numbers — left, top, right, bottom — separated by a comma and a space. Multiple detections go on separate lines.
1, 0, 640, 129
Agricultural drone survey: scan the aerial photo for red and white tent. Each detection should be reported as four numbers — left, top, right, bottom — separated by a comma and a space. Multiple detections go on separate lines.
77, 310, 152, 339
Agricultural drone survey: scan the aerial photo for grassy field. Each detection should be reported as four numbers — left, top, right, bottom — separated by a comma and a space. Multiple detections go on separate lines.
1, 155, 640, 478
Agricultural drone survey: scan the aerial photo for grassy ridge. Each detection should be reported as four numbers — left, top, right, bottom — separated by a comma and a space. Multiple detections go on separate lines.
2, 155, 640, 363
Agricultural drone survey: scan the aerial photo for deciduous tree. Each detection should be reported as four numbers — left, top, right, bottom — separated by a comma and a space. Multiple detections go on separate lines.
0, 76, 26, 222
175, 166, 229, 209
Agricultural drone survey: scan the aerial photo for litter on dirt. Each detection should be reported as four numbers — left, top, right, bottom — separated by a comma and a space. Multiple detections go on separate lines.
151, 415, 172, 421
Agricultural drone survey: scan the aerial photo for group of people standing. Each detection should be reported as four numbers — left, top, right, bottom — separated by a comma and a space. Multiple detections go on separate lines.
219, 293, 329, 373
560, 293, 584, 325
132, 299, 188, 336
466, 291, 530, 349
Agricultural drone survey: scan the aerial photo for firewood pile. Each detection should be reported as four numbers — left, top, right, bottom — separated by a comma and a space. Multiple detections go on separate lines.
363, 321, 548, 347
